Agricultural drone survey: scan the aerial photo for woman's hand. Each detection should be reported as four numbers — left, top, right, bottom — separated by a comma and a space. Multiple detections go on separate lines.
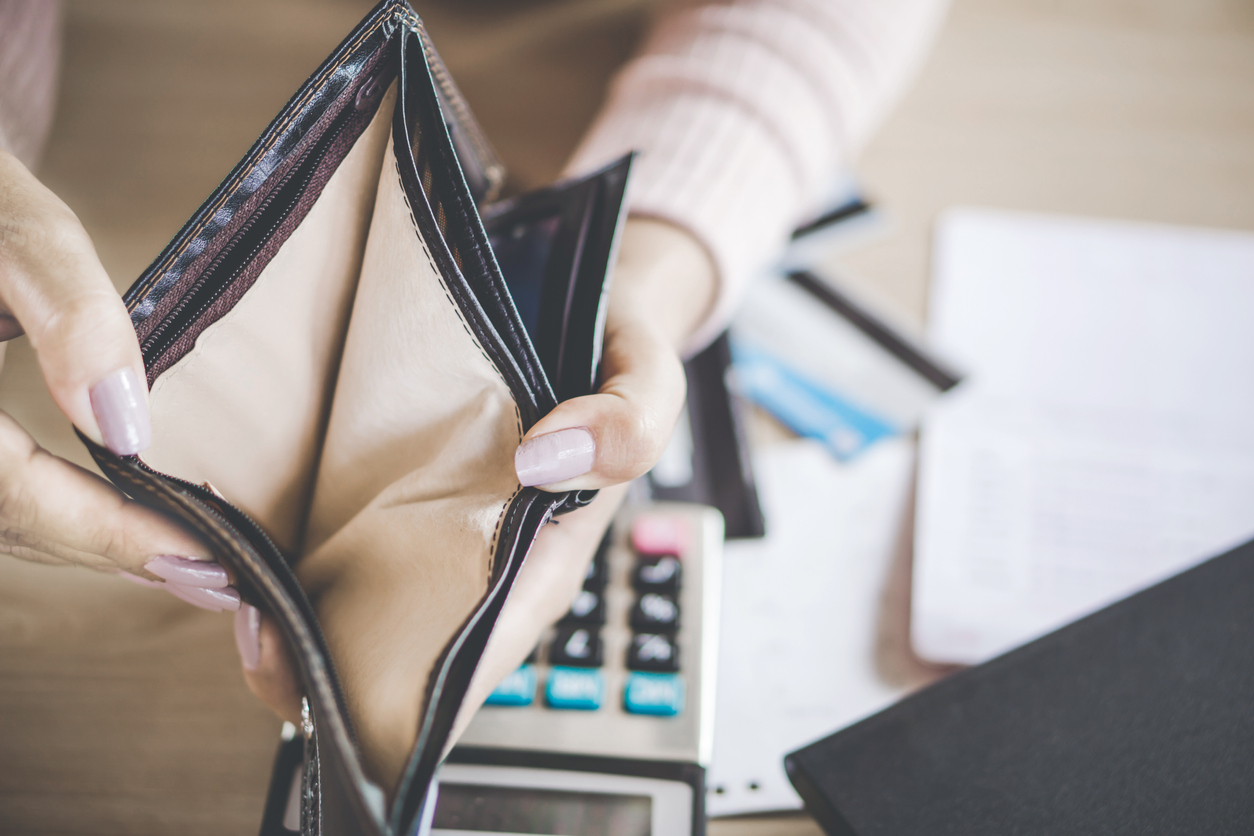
239, 217, 717, 746
454, 218, 716, 732
512, 218, 715, 491
0, 149, 229, 609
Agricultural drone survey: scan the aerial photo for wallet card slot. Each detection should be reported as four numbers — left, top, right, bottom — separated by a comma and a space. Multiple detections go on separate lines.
481, 153, 633, 403
394, 29, 557, 430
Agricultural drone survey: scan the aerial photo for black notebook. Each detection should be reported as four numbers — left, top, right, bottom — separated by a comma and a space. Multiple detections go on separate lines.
785, 538, 1254, 836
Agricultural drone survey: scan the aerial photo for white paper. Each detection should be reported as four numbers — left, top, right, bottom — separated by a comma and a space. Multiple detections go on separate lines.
914, 208, 1254, 665
707, 438, 916, 816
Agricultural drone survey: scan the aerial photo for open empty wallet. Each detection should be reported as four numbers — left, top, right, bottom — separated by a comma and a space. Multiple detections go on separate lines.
79, 2, 633, 833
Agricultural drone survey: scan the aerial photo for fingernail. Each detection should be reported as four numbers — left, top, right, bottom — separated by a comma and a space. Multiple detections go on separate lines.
515, 427, 596, 487
117, 570, 163, 589
235, 604, 261, 671
164, 583, 240, 613
89, 368, 151, 455
144, 555, 228, 589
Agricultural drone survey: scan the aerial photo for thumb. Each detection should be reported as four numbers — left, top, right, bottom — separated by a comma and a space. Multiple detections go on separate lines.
514, 317, 687, 491
0, 150, 150, 455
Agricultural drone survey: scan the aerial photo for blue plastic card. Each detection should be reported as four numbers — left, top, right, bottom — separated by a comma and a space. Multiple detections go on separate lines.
731, 340, 898, 461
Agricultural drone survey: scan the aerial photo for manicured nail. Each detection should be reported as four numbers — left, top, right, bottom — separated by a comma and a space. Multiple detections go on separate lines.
235, 604, 261, 671
144, 555, 228, 589
89, 368, 151, 455
164, 583, 240, 613
515, 427, 596, 487
117, 570, 163, 589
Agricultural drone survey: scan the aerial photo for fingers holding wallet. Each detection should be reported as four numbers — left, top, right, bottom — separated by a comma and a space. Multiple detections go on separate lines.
0, 150, 230, 609
514, 218, 715, 492
0, 149, 150, 454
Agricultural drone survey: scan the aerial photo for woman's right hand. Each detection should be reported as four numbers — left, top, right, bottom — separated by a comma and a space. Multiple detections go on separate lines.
0, 148, 238, 612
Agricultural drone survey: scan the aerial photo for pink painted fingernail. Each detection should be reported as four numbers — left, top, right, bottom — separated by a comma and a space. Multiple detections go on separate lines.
515, 428, 596, 487
164, 583, 240, 612
117, 570, 163, 589
89, 368, 151, 455
144, 555, 228, 589
235, 604, 261, 671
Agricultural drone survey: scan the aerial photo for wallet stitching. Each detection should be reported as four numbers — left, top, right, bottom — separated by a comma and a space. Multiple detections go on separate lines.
131, 17, 389, 305
393, 152, 524, 581
487, 485, 524, 577
393, 160, 525, 444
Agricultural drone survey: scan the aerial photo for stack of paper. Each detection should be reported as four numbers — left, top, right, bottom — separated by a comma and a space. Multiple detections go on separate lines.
914, 208, 1254, 664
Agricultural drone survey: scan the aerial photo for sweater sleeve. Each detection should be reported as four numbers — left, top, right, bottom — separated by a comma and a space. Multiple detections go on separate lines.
564, 0, 949, 353
0, 0, 62, 170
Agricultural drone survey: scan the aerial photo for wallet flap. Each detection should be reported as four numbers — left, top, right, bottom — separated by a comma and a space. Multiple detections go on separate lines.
295, 125, 523, 787
140, 83, 396, 553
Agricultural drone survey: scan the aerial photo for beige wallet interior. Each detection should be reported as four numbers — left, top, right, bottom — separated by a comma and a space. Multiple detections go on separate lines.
140, 84, 524, 788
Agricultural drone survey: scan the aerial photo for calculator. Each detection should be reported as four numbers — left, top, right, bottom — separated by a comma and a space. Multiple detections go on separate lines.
433, 501, 724, 836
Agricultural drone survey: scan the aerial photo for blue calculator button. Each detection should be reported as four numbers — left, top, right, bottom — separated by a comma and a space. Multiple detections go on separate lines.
624, 673, 685, 716
545, 667, 604, 711
484, 664, 536, 707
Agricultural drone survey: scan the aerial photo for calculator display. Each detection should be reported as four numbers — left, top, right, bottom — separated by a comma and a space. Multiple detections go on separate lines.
432, 782, 651, 836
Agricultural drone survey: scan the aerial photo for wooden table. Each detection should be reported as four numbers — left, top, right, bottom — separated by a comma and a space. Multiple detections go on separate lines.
1, 1, 1251, 833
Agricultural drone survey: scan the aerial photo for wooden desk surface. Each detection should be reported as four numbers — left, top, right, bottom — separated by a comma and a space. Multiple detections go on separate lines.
1, 1, 1251, 833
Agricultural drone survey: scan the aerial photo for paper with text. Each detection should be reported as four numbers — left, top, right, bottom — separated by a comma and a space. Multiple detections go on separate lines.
914, 209, 1254, 664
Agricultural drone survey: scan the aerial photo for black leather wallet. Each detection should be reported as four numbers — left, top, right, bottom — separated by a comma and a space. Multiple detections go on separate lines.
79, 3, 630, 833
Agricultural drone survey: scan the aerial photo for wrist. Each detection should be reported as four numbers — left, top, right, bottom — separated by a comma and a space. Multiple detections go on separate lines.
607, 217, 716, 353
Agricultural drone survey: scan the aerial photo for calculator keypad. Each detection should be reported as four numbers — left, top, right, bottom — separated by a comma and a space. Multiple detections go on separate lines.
484, 513, 693, 717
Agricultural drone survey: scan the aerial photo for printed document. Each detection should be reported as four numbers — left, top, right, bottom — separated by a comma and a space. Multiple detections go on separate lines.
914, 209, 1254, 664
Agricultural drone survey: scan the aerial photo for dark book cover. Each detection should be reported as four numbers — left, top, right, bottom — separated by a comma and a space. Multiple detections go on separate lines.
786, 538, 1254, 836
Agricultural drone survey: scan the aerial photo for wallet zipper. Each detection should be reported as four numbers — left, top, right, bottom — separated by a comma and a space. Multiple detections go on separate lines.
140, 105, 358, 368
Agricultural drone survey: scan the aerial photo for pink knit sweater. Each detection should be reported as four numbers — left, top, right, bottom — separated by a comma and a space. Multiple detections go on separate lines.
0, 0, 947, 350
0, 0, 61, 171
567, 0, 949, 351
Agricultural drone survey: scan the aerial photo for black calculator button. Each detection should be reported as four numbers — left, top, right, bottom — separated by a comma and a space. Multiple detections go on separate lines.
633, 555, 682, 593
560, 588, 606, 626
584, 554, 608, 592
550, 627, 604, 668
584, 531, 611, 591
631, 592, 681, 631
627, 632, 680, 672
